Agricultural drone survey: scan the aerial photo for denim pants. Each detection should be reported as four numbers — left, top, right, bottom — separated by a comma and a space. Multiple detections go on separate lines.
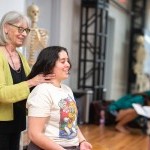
27, 142, 80, 150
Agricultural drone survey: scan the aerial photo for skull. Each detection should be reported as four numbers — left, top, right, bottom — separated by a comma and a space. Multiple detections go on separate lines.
27, 4, 40, 23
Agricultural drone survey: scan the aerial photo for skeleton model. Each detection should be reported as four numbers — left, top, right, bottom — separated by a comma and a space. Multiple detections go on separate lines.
27, 4, 48, 67
133, 35, 150, 92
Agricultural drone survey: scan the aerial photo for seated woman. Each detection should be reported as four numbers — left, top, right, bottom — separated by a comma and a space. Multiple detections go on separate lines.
26, 46, 92, 150
107, 91, 150, 133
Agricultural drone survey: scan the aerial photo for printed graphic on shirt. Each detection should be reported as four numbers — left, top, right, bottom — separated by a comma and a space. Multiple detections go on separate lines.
58, 95, 78, 139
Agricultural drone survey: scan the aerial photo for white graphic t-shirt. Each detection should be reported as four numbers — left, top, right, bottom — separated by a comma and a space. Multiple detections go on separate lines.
27, 83, 79, 147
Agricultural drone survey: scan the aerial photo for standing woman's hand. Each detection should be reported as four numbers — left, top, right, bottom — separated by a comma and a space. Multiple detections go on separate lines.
27, 74, 55, 88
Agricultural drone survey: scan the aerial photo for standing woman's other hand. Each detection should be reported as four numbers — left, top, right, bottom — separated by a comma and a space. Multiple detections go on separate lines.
27, 73, 55, 88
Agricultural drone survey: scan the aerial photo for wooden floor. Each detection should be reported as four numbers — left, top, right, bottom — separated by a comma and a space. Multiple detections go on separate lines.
79, 124, 149, 150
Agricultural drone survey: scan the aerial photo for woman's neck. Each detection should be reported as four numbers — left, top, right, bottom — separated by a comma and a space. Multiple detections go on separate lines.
5, 44, 16, 53
50, 79, 61, 88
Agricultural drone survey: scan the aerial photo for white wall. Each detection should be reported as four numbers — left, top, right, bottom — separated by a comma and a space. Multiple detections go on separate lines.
104, 17, 115, 100
69, 0, 81, 90
146, 0, 150, 31
50, 0, 61, 45
0, 0, 26, 19
59, 0, 74, 85
108, 4, 130, 99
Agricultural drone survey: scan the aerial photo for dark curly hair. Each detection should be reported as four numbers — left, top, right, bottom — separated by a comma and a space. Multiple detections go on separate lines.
27, 46, 71, 80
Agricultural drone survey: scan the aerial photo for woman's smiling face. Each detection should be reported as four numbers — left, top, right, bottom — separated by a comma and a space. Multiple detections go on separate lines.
5, 21, 30, 47
52, 50, 71, 81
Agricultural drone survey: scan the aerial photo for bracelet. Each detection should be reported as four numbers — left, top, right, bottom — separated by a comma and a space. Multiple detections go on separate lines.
79, 140, 86, 146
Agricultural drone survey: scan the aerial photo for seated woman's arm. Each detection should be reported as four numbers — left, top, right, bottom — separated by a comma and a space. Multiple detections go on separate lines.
28, 116, 65, 150
77, 126, 92, 150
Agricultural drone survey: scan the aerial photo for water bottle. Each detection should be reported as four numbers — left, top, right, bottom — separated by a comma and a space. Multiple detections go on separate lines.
100, 110, 105, 125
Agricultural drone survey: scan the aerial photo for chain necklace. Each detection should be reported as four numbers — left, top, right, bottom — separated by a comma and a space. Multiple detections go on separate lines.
5, 46, 21, 73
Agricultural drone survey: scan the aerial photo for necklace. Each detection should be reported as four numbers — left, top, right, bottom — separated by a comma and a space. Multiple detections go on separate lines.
5, 46, 21, 73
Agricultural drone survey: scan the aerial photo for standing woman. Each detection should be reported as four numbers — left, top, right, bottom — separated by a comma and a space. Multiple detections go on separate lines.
27, 46, 92, 150
0, 11, 54, 150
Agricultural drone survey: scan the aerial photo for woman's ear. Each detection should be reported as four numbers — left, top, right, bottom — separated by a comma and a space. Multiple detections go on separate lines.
4, 23, 8, 34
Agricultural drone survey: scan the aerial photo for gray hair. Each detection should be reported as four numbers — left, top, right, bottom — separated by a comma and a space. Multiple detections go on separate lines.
0, 11, 31, 45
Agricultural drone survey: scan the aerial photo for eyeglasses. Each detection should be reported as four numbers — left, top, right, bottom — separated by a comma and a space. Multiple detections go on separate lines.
8, 23, 30, 34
